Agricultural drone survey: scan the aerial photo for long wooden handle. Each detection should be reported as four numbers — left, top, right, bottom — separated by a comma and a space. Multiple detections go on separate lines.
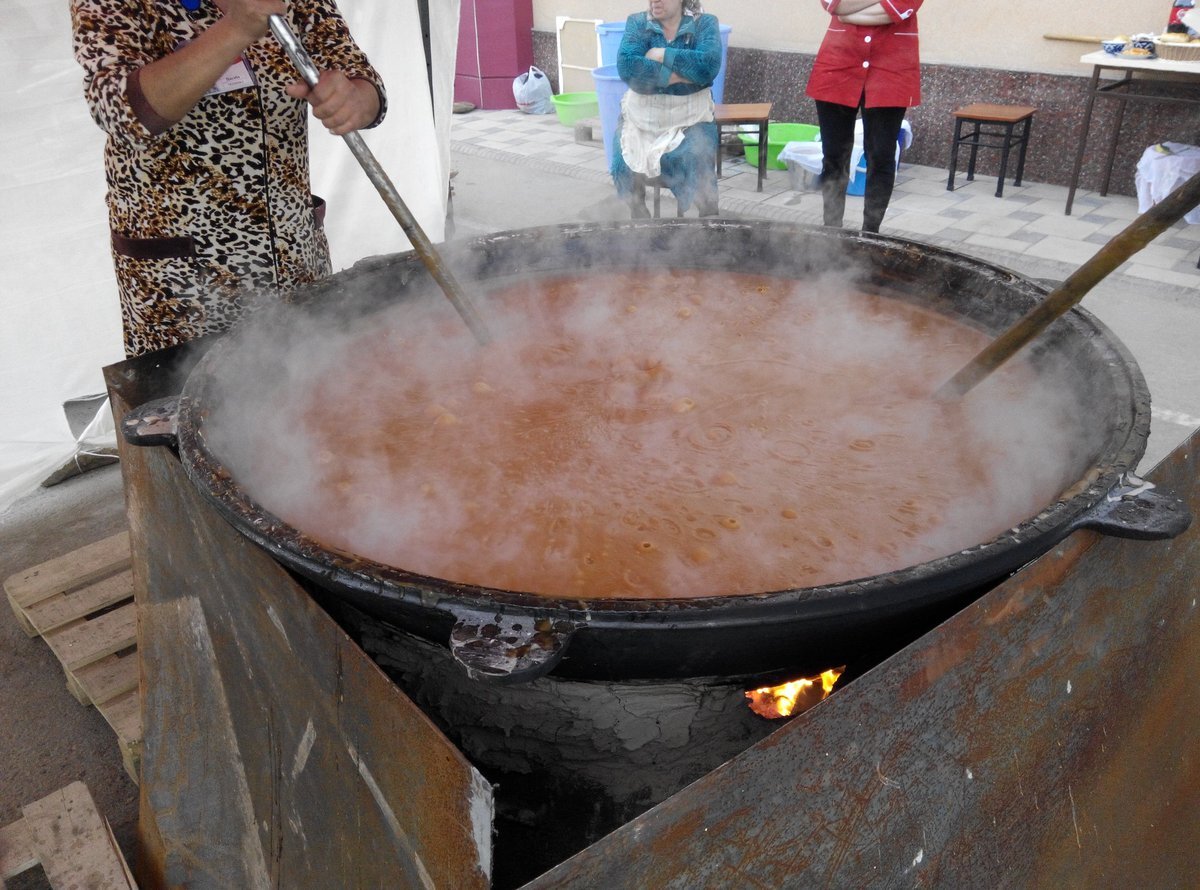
268, 16, 492, 346
1043, 33, 1108, 43
936, 169, 1200, 400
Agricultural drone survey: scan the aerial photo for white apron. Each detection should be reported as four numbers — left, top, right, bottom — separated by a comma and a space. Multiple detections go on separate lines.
619, 88, 714, 179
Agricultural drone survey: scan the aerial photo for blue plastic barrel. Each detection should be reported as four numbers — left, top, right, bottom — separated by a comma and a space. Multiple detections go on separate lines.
595, 21, 733, 104
596, 22, 625, 67
846, 137, 904, 196
846, 155, 868, 196
592, 65, 629, 168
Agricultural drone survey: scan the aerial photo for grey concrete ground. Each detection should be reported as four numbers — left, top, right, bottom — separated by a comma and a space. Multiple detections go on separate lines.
1, 128, 1197, 885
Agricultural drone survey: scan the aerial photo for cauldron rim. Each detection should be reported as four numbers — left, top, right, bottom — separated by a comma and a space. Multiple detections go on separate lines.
173, 220, 1150, 677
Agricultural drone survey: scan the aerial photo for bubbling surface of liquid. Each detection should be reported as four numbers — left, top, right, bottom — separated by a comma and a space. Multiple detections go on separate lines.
212, 269, 1091, 600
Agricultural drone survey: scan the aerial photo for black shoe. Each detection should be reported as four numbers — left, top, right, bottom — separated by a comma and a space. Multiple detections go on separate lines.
630, 201, 651, 219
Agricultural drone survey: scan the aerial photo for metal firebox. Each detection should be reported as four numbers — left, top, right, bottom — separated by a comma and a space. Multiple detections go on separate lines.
109, 298, 1200, 890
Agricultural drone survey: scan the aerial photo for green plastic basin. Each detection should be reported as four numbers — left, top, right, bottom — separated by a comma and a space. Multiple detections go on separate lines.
551, 91, 601, 127
739, 122, 820, 170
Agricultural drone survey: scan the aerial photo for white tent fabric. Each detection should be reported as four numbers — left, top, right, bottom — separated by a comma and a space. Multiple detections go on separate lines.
0, 0, 123, 513
310, 0, 457, 267
0, 0, 457, 515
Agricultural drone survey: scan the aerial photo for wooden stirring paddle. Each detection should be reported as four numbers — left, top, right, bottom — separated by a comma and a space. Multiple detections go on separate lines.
936, 168, 1200, 400
269, 16, 492, 345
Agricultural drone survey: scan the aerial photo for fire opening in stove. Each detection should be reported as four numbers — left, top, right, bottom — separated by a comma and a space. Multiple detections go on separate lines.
745, 667, 845, 719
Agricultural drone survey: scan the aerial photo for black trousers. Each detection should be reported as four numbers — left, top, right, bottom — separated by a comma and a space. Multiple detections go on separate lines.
814, 99, 906, 233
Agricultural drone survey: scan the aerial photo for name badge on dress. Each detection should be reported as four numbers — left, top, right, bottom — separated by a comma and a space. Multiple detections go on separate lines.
206, 57, 256, 95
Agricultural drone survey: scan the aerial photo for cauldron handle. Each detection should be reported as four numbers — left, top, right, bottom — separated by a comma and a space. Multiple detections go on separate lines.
120, 396, 179, 448
448, 612, 580, 684
1066, 473, 1192, 540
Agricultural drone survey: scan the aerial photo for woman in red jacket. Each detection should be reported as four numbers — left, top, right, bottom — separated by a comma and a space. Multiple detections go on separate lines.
806, 0, 921, 233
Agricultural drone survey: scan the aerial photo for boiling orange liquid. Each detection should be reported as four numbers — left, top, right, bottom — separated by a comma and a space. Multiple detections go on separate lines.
225, 270, 1083, 600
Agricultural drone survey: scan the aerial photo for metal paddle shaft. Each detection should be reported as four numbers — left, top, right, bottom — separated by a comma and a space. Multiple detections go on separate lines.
935, 168, 1200, 400
268, 15, 491, 345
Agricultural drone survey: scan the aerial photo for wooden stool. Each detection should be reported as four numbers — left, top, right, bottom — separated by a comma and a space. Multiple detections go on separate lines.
715, 102, 773, 192
947, 103, 1036, 197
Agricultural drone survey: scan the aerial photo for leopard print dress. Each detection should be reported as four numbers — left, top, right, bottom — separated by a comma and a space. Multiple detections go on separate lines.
70, 0, 387, 357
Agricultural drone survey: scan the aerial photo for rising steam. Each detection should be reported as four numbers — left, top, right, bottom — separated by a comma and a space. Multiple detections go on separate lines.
199, 235, 1105, 600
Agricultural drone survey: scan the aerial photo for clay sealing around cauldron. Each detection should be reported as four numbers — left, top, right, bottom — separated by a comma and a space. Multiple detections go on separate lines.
170, 221, 1153, 681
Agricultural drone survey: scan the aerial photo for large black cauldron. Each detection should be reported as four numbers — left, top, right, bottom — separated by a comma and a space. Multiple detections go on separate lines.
125, 220, 1189, 684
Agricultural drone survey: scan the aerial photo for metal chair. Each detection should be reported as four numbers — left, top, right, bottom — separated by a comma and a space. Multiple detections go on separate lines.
645, 175, 683, 218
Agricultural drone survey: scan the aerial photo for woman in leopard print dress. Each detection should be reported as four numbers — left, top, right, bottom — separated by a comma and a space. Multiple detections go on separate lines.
71, 0, 387, 357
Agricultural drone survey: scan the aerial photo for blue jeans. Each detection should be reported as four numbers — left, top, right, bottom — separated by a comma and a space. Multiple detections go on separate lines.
613, 120, 719, 217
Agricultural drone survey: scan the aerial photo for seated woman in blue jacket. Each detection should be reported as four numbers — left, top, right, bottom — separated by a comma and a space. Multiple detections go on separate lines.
613, 0, 723, 218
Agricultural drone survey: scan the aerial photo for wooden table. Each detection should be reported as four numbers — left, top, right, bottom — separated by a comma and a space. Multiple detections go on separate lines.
715, 102, 772, 192
1065, 50, 1200, 215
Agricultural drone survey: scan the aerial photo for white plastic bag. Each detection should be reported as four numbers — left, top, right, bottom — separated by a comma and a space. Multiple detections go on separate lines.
777, 141, 824, 176
513, 66, 554, 114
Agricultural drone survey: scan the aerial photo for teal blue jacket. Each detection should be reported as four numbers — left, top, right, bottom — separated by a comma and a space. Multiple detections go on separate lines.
616, 12, 722, 96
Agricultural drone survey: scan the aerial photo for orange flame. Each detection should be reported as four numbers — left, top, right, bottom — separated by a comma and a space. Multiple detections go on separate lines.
745, 667, 845, 719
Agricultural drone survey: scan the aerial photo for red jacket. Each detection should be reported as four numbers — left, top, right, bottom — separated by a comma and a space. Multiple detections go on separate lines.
806, 0, 922, 109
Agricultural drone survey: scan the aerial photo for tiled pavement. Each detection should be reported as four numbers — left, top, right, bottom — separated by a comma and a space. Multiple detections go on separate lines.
451, 107, 1200, 291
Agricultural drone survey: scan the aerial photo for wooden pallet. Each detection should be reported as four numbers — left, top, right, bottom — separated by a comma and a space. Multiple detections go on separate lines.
4, 532, 143, 783
0, 781, 137, 889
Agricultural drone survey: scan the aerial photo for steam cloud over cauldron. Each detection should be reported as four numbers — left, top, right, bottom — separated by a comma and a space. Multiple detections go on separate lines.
163, 221, 1151, 682
201, 246, 1101, 601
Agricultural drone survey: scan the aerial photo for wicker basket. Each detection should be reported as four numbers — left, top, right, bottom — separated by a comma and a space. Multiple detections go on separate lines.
1152, 38, 1200, 61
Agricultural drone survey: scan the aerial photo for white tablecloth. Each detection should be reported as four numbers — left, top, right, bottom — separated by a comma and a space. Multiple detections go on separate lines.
1136, 142, 1200, 225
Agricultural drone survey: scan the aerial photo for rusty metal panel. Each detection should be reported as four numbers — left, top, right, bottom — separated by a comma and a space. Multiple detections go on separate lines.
530, 433, 1200, 890
108, 359, 492, 890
